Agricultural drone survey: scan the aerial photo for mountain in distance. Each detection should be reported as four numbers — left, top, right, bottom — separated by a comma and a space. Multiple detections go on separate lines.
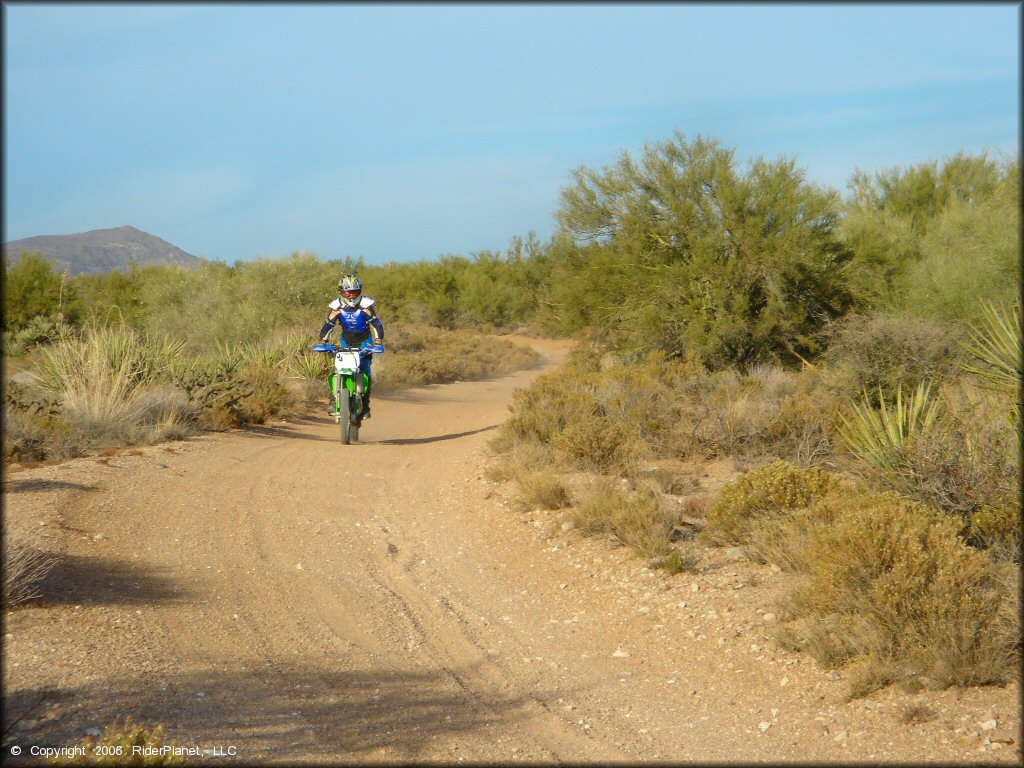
3, 225, 200, 276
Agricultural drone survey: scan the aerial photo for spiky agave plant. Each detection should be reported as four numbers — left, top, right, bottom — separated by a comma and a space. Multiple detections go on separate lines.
837, 380, 941, 477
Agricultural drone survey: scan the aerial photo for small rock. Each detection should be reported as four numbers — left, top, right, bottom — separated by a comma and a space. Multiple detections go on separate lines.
612, 648, 631, 658
758, 721, 772, 732
834, 729, 849, 741
561, 521, 574, 532
86, 727, 101, 737
691, 584, 700, 593
771, 708, 779, 718
93, 533, 106, 541
980, 719, 998, 731
296, 563, 303, 570
751, 644, 764, 653
780, 676, 789, 687
726, 547, 745, 560
763, 612, 777, 622
770, 564, 782, 573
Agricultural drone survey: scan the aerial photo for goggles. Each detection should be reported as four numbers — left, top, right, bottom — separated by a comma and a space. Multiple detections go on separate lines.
341, 289, 361, 299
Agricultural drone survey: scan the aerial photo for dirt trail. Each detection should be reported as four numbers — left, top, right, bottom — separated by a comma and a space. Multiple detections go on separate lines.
3, 337, 1020, 763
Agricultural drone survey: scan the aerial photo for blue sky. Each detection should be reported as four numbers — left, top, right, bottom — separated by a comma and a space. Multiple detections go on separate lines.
3, 3, 1019, 264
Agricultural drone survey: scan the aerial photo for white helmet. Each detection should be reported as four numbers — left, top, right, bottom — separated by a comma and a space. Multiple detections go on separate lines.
338, 274, 363, 308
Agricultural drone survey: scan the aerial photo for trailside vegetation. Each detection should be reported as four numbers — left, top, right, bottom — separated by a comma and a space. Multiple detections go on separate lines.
5, 131, 1020, 697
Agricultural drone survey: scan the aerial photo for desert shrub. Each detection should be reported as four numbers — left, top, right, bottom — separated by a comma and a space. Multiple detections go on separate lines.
235, 365, 296, 424
2, 530, 56, 607
701, 460, 844, 545
513, 471, 572, 510
821, 312, 963, 405
838, 381, 1020, 553
571, 478, 676, 560
55, 716, 187, 765
3, 382, 64, 461
780, 491, 1019, 695
3, 251, 63, 330
484, 437, 554, 481
552, 412, 642, 473
668, 364, 840, 466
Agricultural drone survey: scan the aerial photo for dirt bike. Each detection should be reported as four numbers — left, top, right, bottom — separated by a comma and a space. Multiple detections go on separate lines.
312, 340, 384, 444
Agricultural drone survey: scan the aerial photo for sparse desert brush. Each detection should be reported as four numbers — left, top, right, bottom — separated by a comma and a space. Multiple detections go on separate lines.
55, 716, 187, 765
375, 325, 541, 390
701, 460, 844, 545
571, 478, 675, 560
779, 490, 1020, 696
670, 364, 839, 466
820, 312, 964, 406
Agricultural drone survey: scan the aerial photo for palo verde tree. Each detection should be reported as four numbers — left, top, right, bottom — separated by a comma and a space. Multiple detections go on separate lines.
2, 251, 66, 330
839, 151, 1019, 315
548, 131, 853, 368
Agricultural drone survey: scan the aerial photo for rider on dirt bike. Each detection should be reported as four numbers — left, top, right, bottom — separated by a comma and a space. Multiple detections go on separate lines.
318, 274, 385, 418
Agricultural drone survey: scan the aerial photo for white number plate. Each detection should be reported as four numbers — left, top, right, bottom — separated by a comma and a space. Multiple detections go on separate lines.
335, 351, 360, 371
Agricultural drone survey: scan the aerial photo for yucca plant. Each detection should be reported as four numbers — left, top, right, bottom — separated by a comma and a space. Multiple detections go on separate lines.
837, 380, 941, 475
961, 299, 1022, 427
961, 299, 1022, 393
286, 349, 331, 381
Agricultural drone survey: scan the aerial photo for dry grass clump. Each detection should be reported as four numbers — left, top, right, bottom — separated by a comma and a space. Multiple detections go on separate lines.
701, 460, 844, 546
2, 530, 55, 607
672, 365, 841, 466
514, 470, 572, 510
570, 478, 677, 560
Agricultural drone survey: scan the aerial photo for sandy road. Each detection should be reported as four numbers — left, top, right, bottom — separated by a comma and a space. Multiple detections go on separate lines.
3, 336, 1019, 764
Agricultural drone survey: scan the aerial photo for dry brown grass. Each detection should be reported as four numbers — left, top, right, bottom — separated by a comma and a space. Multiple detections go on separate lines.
3, 530, 55, 607
570, 478, 676, 560
514, 470, 572, 510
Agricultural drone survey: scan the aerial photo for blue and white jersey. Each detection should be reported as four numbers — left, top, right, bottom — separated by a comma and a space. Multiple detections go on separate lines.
328, 296, 378, 335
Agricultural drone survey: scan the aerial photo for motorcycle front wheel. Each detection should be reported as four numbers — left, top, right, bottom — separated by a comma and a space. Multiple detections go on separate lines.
338, 388, 352, 444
